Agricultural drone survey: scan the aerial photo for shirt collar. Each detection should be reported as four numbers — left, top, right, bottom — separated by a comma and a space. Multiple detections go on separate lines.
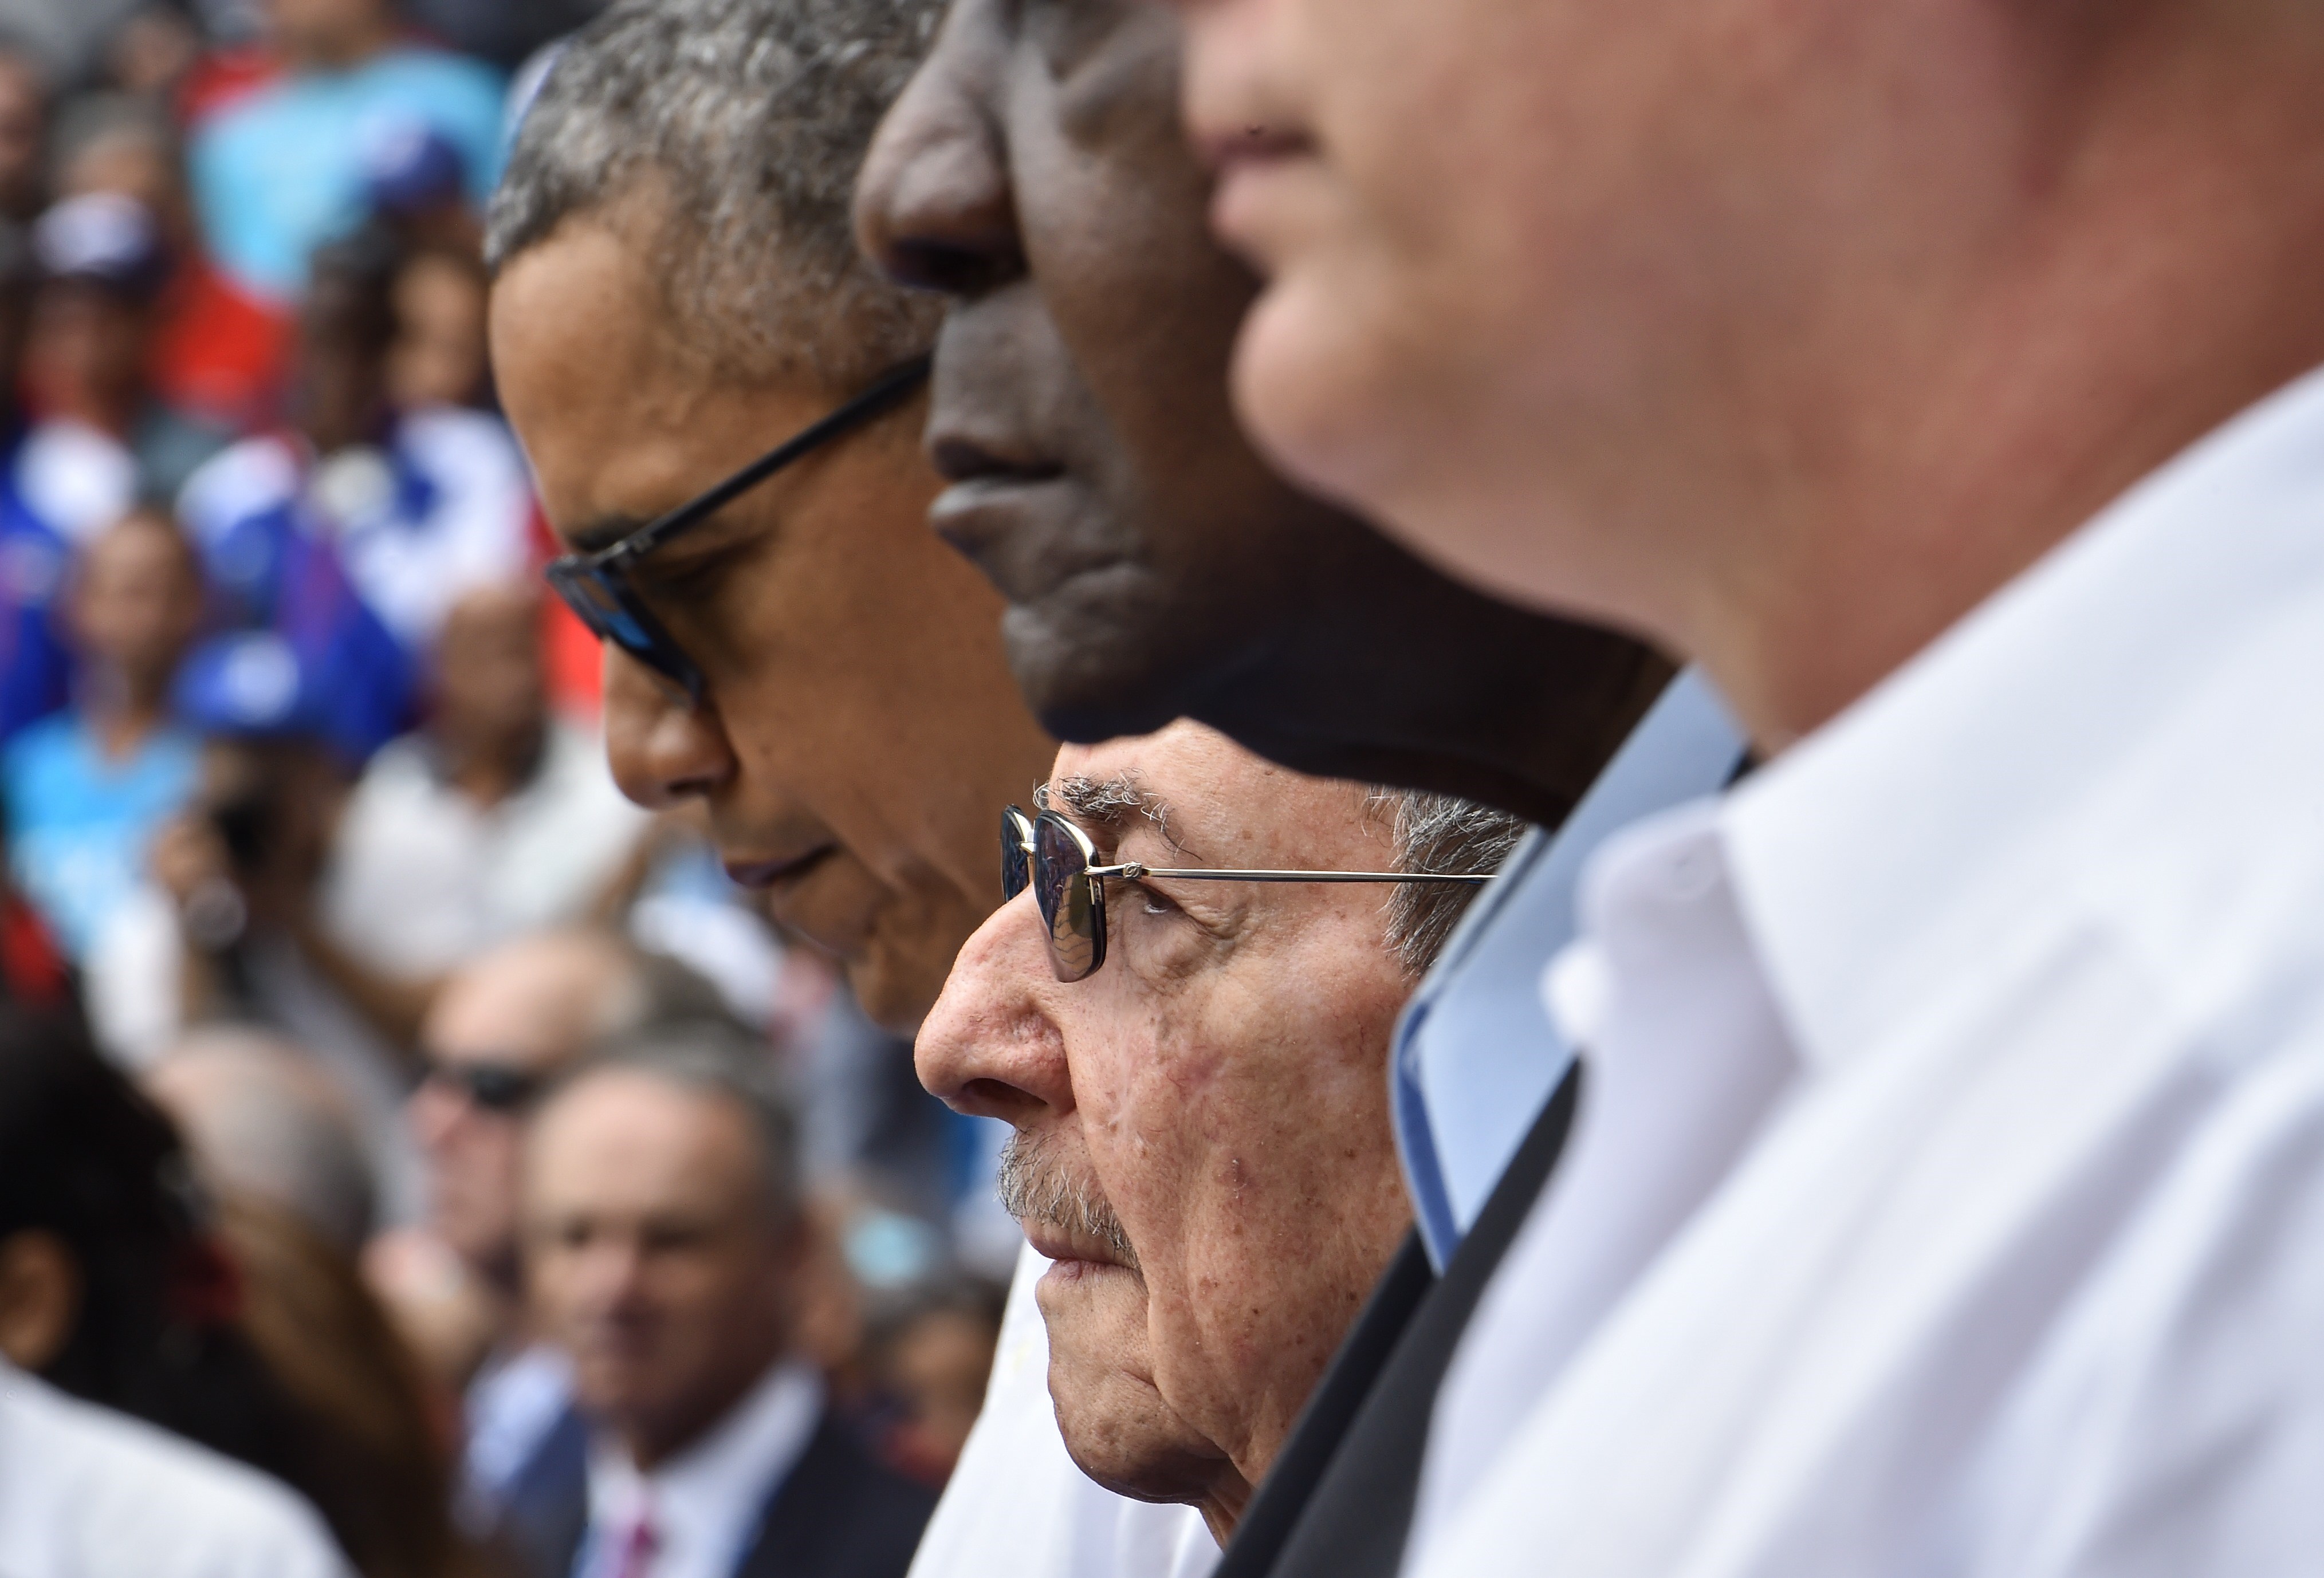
1724, 361, 2324, 1071
587, 1359, 824, 1576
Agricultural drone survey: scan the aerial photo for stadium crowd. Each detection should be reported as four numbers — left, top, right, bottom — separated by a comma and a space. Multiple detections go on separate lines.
9, 0, 2324, 1576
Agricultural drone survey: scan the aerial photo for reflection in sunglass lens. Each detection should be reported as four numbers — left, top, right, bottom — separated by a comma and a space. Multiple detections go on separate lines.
1001, 809, 1033, 900
1033, 812, 1103, 982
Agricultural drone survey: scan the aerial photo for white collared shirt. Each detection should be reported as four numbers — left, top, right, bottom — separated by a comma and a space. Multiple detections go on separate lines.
0, 1359, 352, 1578
907, 1243, 1217, 1578
1407, 363, 2324, 1578
579, 1360, 823, 1578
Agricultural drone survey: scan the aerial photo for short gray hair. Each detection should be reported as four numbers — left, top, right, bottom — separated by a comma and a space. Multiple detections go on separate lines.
1383, 793, 1528, 976
483, 0, 941, 387
571, 1028, 805, 1231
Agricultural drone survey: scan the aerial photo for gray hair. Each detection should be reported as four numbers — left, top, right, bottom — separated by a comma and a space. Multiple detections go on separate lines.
1383, 793, 1528, 977
573, 1027, 805, 1230
483, 0, 941, 387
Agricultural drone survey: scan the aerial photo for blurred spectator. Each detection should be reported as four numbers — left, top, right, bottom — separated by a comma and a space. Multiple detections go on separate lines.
375, 928, 736, 1534
386, 241, 486, 408
362, 120, 481, 260
0, 821, 69, 1011
104, 3, 206, 100
56, 89, 290, 429
863, 1277, 1004, 1488
514, 1032, 937, 1578
0, 1007, 361, 1567
16, 192, 229, 541
86, 630, 426, 1216
180, 229, 529, 683
0, 38, 46, 222
186, 0, 503, 305
0, 217, 73, 745
400, 0, 601, 73
146, 1024, 378, 1253
319, 581, 646, 998
2, 507, 200, 962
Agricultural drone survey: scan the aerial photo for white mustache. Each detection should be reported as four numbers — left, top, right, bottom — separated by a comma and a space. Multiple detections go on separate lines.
995, 1128, 1141, 1273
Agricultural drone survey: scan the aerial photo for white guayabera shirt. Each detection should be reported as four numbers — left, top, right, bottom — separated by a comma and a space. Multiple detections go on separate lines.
1406, 364, 2324, 1578
0, 1360, 352, 1578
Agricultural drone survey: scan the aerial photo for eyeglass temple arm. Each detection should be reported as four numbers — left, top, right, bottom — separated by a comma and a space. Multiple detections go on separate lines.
1090, 864, 1493, 885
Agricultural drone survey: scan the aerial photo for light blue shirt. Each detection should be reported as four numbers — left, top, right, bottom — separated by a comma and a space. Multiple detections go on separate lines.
1392, 670, 1748, 1267
3, 714, 199, 961
188, 48, 507, 302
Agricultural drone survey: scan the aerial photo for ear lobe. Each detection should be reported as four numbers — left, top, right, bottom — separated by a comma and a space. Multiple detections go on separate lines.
0, 1229, 83, 1372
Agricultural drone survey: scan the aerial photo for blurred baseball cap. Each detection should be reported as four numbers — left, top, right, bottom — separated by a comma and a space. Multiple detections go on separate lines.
33, 191, 166, 300
359, 118, 466, 218
172, 631, 327, 740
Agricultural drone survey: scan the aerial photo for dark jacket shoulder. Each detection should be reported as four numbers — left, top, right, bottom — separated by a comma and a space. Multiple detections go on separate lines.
738, 1410, 938, 1578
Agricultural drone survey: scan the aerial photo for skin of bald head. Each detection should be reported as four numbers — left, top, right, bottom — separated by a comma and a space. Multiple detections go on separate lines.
916, 721, 1415, 1541
1156, 0, 2324, 747
854, 0, 1664, 829
491, 203, 1054, 1029
146, 1029, 377, 1254
524, 1063, 805, 1469
413, 929, 644, 1278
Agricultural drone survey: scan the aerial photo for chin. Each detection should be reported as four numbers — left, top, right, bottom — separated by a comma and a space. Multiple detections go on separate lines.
1001, 594, 1236, 749
1230, 271, 1405, 532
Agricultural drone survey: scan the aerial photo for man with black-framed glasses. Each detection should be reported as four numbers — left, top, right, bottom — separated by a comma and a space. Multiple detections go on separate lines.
483, 0, 1053, 1034
919, 720, 1518, 1551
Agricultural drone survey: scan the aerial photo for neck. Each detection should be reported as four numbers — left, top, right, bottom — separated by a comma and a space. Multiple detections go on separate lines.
1195, 1471, 1255, 1546
83, 671, 169, 761
1200, 538, 1672, 830
1649, 13, 2324, 750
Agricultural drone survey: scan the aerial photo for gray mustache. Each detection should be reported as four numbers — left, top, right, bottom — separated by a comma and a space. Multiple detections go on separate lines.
996, 1128, 1142, 1274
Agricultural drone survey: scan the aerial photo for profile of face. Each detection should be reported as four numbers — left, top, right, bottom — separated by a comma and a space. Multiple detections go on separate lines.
412, 932, 632, 1276
491, 208, 1055, 1029
856, 0, 1354, 743
1153, 0, 2006, 639
916, 721, 1414, 1534
524, 1067, 801, 1462
69, 511, 202, 695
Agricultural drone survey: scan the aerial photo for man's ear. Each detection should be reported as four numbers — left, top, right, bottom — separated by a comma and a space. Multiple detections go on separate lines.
0, 1229, 82, 1371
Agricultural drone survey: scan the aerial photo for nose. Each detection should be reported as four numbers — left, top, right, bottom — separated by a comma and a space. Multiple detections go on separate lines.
915, 893, 1075, 1127
600, 647, 734, 810
854, 0, 1023, 298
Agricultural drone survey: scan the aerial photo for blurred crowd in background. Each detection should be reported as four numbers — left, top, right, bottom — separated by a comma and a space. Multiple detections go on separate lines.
0, 2, 1008, 1572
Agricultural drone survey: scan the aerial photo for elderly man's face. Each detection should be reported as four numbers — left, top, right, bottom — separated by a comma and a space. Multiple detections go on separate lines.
491, 211, 1054, 1029
525, 1069, 799, 1465
916, 722, 1413, 1532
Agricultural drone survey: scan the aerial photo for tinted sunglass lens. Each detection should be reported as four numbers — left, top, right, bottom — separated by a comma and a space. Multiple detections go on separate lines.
1033, 812, 1102, 981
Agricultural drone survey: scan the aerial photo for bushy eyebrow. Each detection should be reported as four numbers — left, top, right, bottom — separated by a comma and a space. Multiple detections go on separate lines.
1039, 772, 1189, 856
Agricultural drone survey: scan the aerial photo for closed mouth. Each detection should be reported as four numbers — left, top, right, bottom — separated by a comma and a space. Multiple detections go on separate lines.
724, 844, 837, 891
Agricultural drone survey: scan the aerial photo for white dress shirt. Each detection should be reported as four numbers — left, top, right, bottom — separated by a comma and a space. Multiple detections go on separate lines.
907, 1243, 1216, 1578
1407, 363, 2324, 1578
579, 1360, 823, 1578
0, 1359, 352, 1578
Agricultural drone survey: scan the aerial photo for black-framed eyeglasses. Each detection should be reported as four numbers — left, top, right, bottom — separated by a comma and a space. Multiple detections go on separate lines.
544, 354, 933, 704
1001, 805, 1493, 983
424, 1060, 546, 1115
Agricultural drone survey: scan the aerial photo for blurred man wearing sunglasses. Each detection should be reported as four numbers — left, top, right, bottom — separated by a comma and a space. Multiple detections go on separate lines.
920, 721, 1517, 1549
485, 0, 1053, 1033
392, 928, 734, 1541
